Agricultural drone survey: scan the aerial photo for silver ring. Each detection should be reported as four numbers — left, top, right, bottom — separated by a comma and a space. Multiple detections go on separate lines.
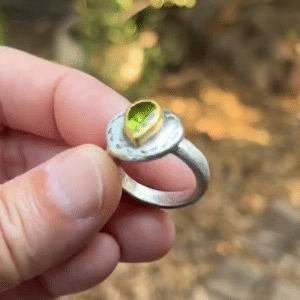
106, 100, 210, 209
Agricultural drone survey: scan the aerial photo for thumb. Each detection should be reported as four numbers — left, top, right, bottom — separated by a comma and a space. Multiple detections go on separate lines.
0, 144, 122, 293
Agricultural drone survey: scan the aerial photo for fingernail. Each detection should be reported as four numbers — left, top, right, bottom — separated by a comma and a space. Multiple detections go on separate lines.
48, 145, 104, 220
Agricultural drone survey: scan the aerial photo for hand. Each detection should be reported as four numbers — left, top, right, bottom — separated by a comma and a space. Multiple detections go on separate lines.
0, 47, 195, 299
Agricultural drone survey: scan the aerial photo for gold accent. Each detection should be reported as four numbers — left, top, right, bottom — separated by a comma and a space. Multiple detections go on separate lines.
124, 100, 164, 147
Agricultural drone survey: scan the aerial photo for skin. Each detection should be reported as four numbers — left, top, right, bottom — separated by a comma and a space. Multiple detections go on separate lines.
0, 47, 196, 299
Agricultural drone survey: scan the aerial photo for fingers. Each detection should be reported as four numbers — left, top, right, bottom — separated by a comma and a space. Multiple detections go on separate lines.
0, 130, 177, 261
1, 202, 175, 298
0, 130, 69, 183
0, 129, 196, 191
38, 205, 174, 296
0, 129, 177, 262
0, 47, 196, 192
0, 279, 53, 300
103, 202, 176, 262
39, 233, 120, 297
38, 204, 175, 296
120, 157, 196, 191
0, 47, 129, 143
0, 144, 122, 292
39, 202, 175, 297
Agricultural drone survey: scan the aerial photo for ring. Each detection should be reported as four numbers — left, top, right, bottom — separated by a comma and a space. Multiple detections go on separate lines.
106, 100, 210, 209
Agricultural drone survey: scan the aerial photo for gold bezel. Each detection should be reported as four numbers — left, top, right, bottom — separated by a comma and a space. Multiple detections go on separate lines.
124, 100, 164, 147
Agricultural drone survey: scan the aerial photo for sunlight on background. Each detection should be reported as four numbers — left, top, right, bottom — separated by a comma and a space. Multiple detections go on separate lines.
72, 0, 197, 98
155, 87, 271, 146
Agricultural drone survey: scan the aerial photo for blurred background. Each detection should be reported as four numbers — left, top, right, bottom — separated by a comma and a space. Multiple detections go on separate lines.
3, 0, 300, 299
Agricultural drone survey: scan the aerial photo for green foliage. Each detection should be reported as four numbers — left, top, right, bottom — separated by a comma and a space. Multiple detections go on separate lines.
74, 0, 195, 100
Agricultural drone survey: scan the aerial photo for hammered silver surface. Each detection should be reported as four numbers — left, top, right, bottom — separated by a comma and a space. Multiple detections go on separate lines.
106, 110, 184, 162
121, 138, 210, 208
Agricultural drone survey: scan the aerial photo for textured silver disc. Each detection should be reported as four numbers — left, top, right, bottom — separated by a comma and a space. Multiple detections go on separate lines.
106, 109, 184, 162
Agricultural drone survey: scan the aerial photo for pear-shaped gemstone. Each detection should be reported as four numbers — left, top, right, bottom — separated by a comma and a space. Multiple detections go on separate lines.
127, 102, 156, 133
124, 100, 163, 147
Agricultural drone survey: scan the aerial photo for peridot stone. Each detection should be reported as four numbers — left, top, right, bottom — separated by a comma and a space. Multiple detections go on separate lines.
124, 100, 163, 147
127, 102, 156, 133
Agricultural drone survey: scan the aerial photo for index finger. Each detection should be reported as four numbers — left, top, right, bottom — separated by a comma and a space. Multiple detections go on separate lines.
0, 47, 195, 191
0, 46, 129, 146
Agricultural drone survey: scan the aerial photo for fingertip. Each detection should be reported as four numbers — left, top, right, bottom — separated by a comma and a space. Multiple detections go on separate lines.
121, 207, 175, 262
103, 203, 176, 262
40, 233, 120, 296
54, 71, 130, 147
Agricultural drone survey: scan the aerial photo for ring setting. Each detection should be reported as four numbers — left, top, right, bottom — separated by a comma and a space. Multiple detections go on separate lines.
124, 100, 164, 147
106, 99, 210, 208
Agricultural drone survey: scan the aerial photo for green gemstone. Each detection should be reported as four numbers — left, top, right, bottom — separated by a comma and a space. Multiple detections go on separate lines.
127, 102, 156, 133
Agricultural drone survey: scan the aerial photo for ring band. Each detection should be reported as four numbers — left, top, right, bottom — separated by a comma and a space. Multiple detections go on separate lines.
106, 100, 210, 209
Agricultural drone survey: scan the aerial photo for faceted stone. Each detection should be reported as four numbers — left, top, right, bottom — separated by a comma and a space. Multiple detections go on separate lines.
127, 101, 156, 133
